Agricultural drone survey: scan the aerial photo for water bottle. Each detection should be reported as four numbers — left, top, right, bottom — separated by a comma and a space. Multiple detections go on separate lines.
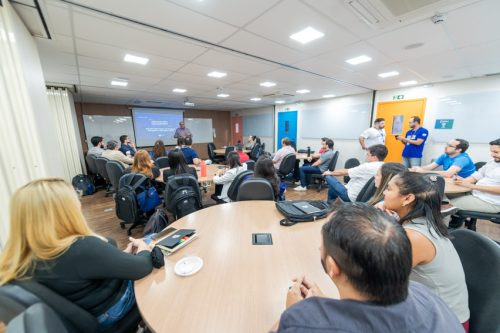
200, 160, 207, 177
307, 146, 311, 157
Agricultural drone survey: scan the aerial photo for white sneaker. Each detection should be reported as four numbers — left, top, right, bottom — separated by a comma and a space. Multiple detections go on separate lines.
294, 186, 307, 191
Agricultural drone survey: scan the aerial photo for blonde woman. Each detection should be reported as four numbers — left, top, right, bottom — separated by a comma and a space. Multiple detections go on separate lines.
0, 178, 153, 330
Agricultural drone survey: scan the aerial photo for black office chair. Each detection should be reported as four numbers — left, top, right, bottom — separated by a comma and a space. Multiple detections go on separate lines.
450, 229, 500, 333
85, 153, 98, 175
277, 153, 297, 183
249, 143, 261, 161
236, 178, 275, 201
474, 161, 486, 171
95, 157, 112, 196
155, 156, 169, 169
7, 303, 68, 333
207, 143, 225, 163
455, 210, 500, 232
245, 160, 255, 171
227, 170, 253, 202
311, 151, 339, 191
355, 177, 376, 202
224, 146, 235, 159
261, 142, 266, 152
343, 158, 360, 183
105, 160, 125, 193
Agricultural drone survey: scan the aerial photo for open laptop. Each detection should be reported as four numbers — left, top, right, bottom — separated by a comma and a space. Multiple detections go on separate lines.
292, 201, 322, 214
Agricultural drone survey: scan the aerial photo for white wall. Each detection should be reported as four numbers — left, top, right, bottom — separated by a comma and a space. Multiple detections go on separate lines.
375, 75, 500, 164
232, 106, 275, 152
0, 2, 65, 248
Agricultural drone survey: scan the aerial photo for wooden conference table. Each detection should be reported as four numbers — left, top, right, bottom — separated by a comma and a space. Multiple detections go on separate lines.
214, 148, 251, 155
135, 201, 339, 333
156, 164, 225, 183
444, 177, 472, 194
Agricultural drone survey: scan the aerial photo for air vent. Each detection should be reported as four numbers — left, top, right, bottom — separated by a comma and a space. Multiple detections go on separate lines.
262, 92, 295, 99
144, 100, 164, 104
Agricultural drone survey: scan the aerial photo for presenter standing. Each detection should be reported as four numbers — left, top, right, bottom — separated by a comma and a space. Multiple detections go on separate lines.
174, 121, 192, 139
396, 116, 429, 167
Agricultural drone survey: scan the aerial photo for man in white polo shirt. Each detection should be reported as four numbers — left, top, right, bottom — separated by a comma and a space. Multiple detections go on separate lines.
359, 118, 386, 150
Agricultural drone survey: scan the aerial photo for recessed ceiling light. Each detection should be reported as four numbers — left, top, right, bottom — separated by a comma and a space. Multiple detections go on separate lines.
260, 81, 276, 87
296, 89, 310, 94
400, 80, 418, 86
184, 101, 195, 107
111, 80, 128, 87
289, 27, 324, 44
378, 71, 399, 78
322, 94, 336, 98
403, 42, 424, 50
345, 55, 372, 65
250, 97, 262, 101
172, 88, 187, 93
217, 93, 229, 98
124, 54, 149, 65
275, 100, 285, 104
207, 71, 227, 78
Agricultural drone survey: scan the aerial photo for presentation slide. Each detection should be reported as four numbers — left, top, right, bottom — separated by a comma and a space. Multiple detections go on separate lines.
132, 108, 184, 146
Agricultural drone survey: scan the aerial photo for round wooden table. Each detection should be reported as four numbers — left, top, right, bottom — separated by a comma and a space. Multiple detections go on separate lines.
444, 178, 472, 194
135, 201, 339, 333
214, 148, 251, 155
156, 164, 225, 183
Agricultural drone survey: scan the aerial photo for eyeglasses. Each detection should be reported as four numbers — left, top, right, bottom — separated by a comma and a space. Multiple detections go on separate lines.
446, 144, 457, 148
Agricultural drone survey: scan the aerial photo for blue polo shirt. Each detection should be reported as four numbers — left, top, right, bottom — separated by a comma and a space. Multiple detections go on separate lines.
402, 127, 429, 158
435, 152, 476, 178
119, 144, 135, 156
181, 147, 198, 164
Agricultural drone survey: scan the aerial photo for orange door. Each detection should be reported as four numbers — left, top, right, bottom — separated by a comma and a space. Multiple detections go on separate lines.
231, 116, 243, 145
376, 98, 427, 162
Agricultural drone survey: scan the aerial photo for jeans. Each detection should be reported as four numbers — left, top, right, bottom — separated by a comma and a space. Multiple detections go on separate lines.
325, 176, 351, 202
402, 157, 422, 168
97, 280, 136, 329
299, 165, 322, 187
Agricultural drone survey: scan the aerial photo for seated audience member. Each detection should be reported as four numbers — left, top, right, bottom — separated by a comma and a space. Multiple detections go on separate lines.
272, 137, 295, 169
270, 204, 463, 333
88, 136, 104, 156
119, 135, 136, 157
294, 139, 334, 191
245, 135, 257, 150
127, 149, 160, 181
151, 140, 168, 159
450, 138, 500, 214
102, 140, 133, 168
323, 144, 388, 202
411, 138, 476, 178
254, 156, 284, 201
382, 172, 470, 329
213, 151, 247, 203
163, 149, 198, 182
301, 137, 329, 166
0, 178, 154, 330
368, 162, 407, 205
181, 137, 201, 165
235, 144, 250, 163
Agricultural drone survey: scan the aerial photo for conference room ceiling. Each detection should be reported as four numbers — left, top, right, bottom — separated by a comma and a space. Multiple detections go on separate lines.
25, 0, 500, 110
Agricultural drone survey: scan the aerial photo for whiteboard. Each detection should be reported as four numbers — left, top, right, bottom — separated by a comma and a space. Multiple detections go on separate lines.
243, 113, 274, 137
83, 115, 135, 150
430, 91, 500, 143
300, 101, 372, 139
184, 118, 213, 143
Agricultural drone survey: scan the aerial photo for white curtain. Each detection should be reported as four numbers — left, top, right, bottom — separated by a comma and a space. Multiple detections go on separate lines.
46, 87, 85, 179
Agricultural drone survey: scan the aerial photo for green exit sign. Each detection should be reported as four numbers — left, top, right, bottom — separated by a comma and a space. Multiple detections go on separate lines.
393, 95, 404, 100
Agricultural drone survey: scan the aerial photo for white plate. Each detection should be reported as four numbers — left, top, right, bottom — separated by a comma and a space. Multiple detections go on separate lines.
174, 256, 203, 276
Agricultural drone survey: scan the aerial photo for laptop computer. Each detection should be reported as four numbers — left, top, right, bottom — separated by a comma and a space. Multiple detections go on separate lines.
292, 201, 322, 214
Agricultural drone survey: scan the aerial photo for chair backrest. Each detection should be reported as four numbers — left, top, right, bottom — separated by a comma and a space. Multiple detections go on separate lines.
422, 173, 445, 199
278, 153, 296, 176
155, 156, 169, 169
95, 157, 110, 181
450, 229, 500, 333
85, 154, 98, 174
249, 143, 261, 161
245, 160, 255, 171
7, 303, 68, 333
225, 146, 235, 158
207, 143, 217, 160
164, 174, 202, 212
355, 177, 376, 202
343, 158, 360, 183
105, 161, 125, 190
261, 142, 266, 152
328, 151, 340, 172
236, 177, 275, 201
474, 161, 486, 171
227, 170, 254, 202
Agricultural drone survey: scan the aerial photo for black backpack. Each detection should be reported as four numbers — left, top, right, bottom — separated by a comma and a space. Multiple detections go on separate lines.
276, 200, 331, 223
143, 209, 169, 236
165, 174, 202, 220
115, 174, 149, 224
71, 174, 95, 196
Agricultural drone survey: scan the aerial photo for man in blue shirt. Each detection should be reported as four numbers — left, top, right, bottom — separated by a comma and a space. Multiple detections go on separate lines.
412, 138, 476, 178
180, 137, 201, 165
396, 116, 428, 167
270, 204, 462, 333
118, 135, 136, 157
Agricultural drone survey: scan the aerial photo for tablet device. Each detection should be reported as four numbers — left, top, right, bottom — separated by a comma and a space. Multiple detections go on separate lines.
293, 201, 322, 214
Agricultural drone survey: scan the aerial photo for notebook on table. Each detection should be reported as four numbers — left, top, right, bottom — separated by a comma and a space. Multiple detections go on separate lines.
156, 229, 198, 254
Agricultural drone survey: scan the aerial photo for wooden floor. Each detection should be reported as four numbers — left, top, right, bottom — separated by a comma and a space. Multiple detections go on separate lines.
81, 182, 500, 249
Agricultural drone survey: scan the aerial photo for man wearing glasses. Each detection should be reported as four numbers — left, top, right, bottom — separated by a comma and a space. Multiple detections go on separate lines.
411, 138, 476, 178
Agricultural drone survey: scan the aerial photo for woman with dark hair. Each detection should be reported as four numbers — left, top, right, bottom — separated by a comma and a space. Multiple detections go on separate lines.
254, 156, 283, 201
213, 151, 247, 202
151, 140, 167, 159
368, 162, 407, 205
162, 149, 197, 182
383, 172, 470, 331
245, 135, 257, 150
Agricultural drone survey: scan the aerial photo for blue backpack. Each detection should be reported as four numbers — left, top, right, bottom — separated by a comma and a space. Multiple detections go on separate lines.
137, 185, 162, 213
71, 175, 95, 196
